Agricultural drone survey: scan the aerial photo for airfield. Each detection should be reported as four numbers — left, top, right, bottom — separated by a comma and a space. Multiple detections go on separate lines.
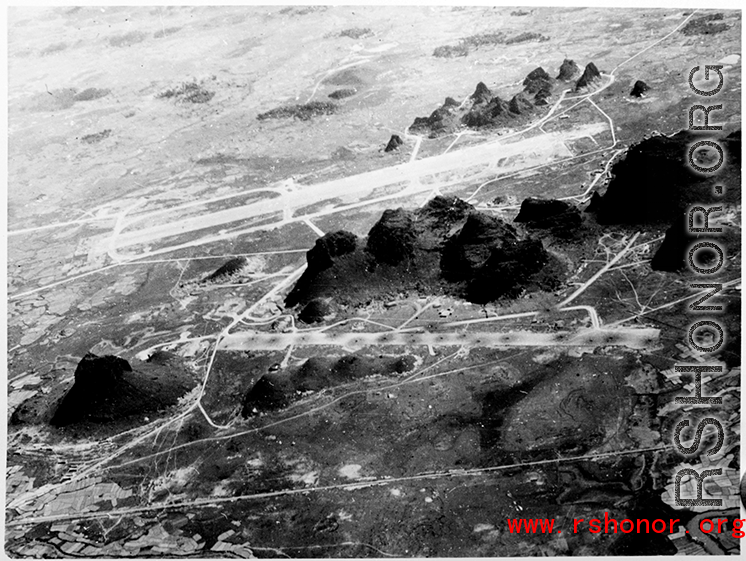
6, 6, 742, 558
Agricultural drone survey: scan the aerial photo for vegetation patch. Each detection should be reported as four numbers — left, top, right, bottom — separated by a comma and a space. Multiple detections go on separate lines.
156, 80, 215, 104
73, 88, 110, 102
328, 88, 357, 100
279, 6, 326, 16
28, 88, 77, 111
505, 32, 550, 45
681, 13, 729, 35
108, 31, 147, 47
285, 196, 564, 309
339, 27, 372, 39
81, 129, 112, 144
257, 101, 337, 121
243, 353, 417, 416
40, 42, 67, 56
322, 69, 365, 86
462, 32, 507, 48
153, 26, 181, 39
434, 31, 550, 58
433, 44, 469, 58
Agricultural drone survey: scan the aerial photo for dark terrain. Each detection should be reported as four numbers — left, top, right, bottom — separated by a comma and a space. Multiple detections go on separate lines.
285, 196, 566, 313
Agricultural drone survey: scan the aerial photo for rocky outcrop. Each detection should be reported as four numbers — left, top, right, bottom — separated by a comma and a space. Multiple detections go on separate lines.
470, 81, 493, 105
366, 208, 417, 265
466, 238, 549, 304
408, 66, 559, 135
575, 62, 601, 91
415, 196, 473, 250
328, 88, 357, 100
438, 210, 553, 303
440, 213, 518, 281
284, 196, 561, 309
206, 257, 247, 281
557, 59, 580, 81
515, 198, 572, 223
585, 191, 603, 214
630, 80, 650, 98
589, 130, 741, 225
384, 134, 404, 152
509, 92, 534, 115
49, 353, 196, 427
522, 67, 552, 105
307, 230, 357, 271
409, 102, 460, 136
651, 213, 739, 273
650, 218, 692, 272
462, 94, 512, 128
523, 67, 550, 88
286, 231, 357, 307
462, 70, 549, 127
299, 297, 334, 323
243, 354, 416, 415
514, 197, 582, 238
523, 68, 552, 104
533, 89, 551, 106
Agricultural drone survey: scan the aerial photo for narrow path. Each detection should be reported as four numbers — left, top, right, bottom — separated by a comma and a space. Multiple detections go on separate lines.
557, 232, 640, 308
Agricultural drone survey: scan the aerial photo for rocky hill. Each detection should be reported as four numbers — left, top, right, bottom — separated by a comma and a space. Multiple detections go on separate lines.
285, 196, 564, 315
574, 62, 601, 91
40, 353, 197, 428
557, 58, 580, 81
630, 80, 650, 98
588, 130, 741, 226
408, 63, 561, 137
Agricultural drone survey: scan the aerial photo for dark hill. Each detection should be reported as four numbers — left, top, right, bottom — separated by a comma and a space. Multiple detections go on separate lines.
515, 198, 572, 223
366, 208, 417, 265
440, 213, 518, 281
466, 238, 549, 304
409, 101, 460, 136
415, 195, 473, 246
509, 92, 534, 115
384, 134, 404, 152
470, 81, 493, 105
284, 196, 563, 309
462, 94, 513, 128
206, 257, 246, 281
242, 354, 416, 415
286, 231, 357, 307
650, 217, 700, 272
589, 130, 741, 226
328, 88, 357, 100
299, 297, 334, 323
408, 65, 559, 136
651, 213, 739, 273
585, 191, 603, 213
523, 67, 553, 105
575, 62, 601, 91
557, 58, 580, 81
49, 353, 197, 427
514, 197, 582, 238
630, 80, 650, 98
523, 67, 550, 87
